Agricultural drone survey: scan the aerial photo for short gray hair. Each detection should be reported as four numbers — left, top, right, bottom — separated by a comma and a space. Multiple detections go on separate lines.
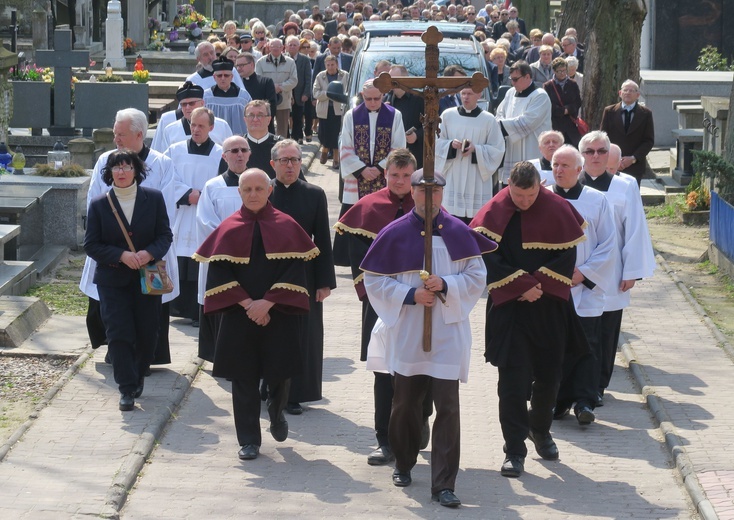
195, 41, 214, 60
579, 130, 610, 151
271, 138, 301, 160
115, 108, 148, 136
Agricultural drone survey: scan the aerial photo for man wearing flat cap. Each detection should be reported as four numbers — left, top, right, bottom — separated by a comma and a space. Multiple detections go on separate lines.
361, 169, 496, 508
204, 57, 252, 136
156, 81, 233, 153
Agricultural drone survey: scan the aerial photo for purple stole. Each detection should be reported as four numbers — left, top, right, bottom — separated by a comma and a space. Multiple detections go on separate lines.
352, 103, 396, 198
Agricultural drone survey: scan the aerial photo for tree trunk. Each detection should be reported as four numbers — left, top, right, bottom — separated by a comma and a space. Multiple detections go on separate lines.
513, 0, 550, 35
725, 81, 734, 164
560, 0, 648, 129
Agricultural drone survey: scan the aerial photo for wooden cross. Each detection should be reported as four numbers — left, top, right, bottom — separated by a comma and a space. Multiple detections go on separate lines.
373, 26, 488, 352
35, 27, 89, 136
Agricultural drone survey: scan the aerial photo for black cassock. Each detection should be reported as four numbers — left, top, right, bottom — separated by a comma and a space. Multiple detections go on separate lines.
270, 179, 336, 403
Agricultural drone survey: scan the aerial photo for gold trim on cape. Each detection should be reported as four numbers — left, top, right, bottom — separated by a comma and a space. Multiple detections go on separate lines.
487, 269, 526, 291
193, 253, 250, 264
333, 222, 378, 239
354, 272, 364, 286
205, 281, 240, 297
271, 282, 310, 296
474, 226, 503, 242
266, 247, 320, 261
537, 266, 572, 286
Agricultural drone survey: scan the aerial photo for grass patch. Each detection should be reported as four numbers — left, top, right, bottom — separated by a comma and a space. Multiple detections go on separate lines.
27, 281, 87, 315
646, 196, 684, 219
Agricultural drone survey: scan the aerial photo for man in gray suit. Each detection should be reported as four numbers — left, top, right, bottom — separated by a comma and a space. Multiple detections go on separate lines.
285, 35, 313, 144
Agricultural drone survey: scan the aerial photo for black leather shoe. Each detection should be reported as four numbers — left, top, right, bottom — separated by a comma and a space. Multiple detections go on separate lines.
119, 393, 135, 411
528, 430, 559, 460
432, 489, 461, 508
553, 406, 571, 420
501, 456, 524, 478
392, 469, 412, 487
286, 402, 303, 415
191, 319, 199, 328
595, 393, 604, 407
420, 419, 430, 450
575, 405, 596, 425
134, 377, 144, 398
270, 414, 289, 442
367, 445, 395, 466
238, 444, 259, 460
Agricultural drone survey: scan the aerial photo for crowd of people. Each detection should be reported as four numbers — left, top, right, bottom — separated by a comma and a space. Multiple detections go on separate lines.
80, 0, 660, 510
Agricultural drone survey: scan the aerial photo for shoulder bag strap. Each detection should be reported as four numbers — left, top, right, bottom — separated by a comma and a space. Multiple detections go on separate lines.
550, 80, 564, 107
106, 191, 137, 253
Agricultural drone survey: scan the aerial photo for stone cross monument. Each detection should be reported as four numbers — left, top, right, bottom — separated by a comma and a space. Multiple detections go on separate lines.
105, 0, 126, 69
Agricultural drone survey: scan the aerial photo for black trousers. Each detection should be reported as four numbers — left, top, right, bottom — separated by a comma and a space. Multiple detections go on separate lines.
556, 315, 602, 410
498, 344, 564, 458
390, 374, 458, 494
304, 100, 315, 137
290, 103, 305, 141
599, 309, 624, 393
98, 281, 161, 394
232, 377, 290, 447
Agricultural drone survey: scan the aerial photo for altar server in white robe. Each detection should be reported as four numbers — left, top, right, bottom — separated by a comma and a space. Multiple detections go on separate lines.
529, 130, 564, 187
79, 108, 179, 364
195, 135, 252, 361
549, 145, 618, 425
203, 57, 252, 137
186, 40, 246, 91
361, 170, 495, 506
495, 61, 552, 186
578, 131, 655, 405
156, 82, 233, 153
435, 86, 505, 223
151, 107, 182, 154
165, 107, 225, 324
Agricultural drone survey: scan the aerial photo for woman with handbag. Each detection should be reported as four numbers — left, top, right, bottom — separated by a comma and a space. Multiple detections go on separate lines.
84, 150, 173, 411
313, 55, 348, 169
544, 57, 584, 148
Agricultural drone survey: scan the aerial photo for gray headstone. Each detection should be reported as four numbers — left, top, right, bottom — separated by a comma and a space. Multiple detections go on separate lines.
35, 28, 90, 136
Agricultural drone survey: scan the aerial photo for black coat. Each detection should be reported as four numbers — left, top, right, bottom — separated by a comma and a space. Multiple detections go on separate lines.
84, 186, 172, 288
242, 72, 278, 128
544, 79, 583, 148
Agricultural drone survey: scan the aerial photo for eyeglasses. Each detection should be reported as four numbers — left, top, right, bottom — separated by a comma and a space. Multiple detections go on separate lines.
180, 100, 201, 108
226, 147, 251, 154
582, 148, 609, 156
276, 157, 302, 165
509, 75, 523, 82
111, 165, 134, 173
363, 96, 382, 102
214, 74, 232, 79
301, 45, 310, 49
245, 113, 269, 119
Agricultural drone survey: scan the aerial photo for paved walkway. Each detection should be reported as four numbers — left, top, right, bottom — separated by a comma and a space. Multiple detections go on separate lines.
0, 149, 731, 518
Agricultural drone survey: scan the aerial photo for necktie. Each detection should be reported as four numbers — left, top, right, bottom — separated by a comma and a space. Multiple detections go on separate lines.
624, 109, 632, 132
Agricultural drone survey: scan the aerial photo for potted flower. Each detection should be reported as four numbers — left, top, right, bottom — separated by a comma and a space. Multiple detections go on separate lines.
678, 170, 710, 225
177, 3, 210, 41
133, 69, 150, 83
148, 17, 161, 38
9, 63, 52, 130
123, 37, 137, 56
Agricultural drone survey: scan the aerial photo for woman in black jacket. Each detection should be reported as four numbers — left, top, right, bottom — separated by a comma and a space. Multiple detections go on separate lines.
544, 57, 583, 147
84, 150, 173, 411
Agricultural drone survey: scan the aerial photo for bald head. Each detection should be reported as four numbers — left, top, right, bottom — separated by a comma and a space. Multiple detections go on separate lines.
607, 144, 622, 174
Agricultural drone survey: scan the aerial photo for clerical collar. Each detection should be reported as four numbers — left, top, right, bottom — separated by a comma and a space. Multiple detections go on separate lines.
222, 169, 241, 187
515, 82, 538, 98
275, 178, 298, 189
187, 137, 215, 155
213, 84, 240, 97
137, 145, 150, 163
582, 170, 613, 192
243, 72, 256, 81
458, 106, 482, 118
552, 182, 583, 200
247, 133, 271, 144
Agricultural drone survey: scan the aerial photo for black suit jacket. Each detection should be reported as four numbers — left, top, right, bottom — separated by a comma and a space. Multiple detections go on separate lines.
84, 187, 172, 288
292, 53, 313, 105
599, 101, 655, 181
324, 19, 338, 39
562, 49, 584, 73
312, 53, 353, 81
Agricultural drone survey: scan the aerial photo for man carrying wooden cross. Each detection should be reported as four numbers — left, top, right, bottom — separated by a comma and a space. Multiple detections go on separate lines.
361, 169, 495, 507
